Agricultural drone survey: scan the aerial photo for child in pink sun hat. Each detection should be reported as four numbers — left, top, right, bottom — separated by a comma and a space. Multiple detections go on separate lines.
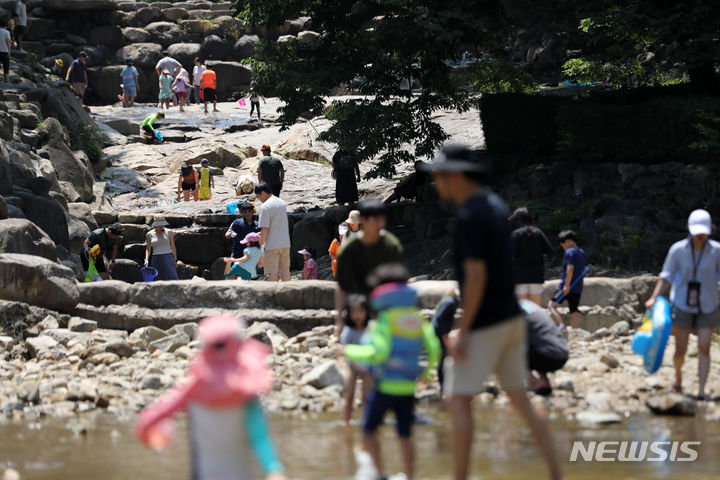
134, 315, 286, 480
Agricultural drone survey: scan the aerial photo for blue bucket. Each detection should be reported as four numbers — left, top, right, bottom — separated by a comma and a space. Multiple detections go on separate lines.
141, 266, 158, 282
226, 201, 240, 215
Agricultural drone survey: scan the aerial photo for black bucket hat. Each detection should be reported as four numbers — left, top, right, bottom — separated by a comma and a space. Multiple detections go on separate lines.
420, 144, 487, 173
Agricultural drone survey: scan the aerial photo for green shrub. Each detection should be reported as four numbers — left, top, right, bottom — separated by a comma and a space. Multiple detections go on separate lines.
70, 124, 103, 166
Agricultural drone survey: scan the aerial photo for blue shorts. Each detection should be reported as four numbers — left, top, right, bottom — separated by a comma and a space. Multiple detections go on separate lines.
363, 391, 414, 438
123, 83, 137, 97
225, 263, 252, 280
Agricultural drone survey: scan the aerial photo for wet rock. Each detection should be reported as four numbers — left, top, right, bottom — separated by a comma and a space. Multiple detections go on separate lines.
300, 361, 345, 390
101, 339, 134, 358
609, 320, 631, 336
26, 335, 59, 358
128, 326, 167, 349
590, 327, 611, 341
140, 375, 162, 390
646, 394, 697, 416
599, 353, 619, 369
576, 411, 623, 425
68, 318, 98, 333
0, 218, 57, 260
147, 332, 190, 353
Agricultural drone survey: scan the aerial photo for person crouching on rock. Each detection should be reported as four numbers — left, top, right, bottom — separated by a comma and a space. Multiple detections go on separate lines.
134, 315, 287, 480
222, 231, 263, 280
141, 111, 164, 144
81, 223, 123, 280
521, 299, 568, 396
144, 217, 178, 281
177, 163, 198, 202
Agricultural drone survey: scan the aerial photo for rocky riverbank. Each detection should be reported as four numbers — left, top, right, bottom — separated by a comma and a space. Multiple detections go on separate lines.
2, 299, 719, 427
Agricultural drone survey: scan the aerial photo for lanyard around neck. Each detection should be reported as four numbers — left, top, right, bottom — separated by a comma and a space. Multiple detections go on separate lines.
690, 239, 706, 280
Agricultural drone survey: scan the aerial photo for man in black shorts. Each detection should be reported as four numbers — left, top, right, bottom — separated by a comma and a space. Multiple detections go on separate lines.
548, 230, 586, 329
80, 223, 124, 280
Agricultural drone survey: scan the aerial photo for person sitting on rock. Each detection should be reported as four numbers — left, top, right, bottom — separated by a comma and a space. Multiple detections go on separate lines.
177, 163, 199, 202
134, 315, 287, 480
81, 223, 124, 280
222, 232, 263, 280
51, 58, 63, 77
141, 111, 165, 144
521, 299, 568, 396
226, 202, 259, 258
197, 158, 214, 201
299, 247, 317, 280
384, 161, 432, 204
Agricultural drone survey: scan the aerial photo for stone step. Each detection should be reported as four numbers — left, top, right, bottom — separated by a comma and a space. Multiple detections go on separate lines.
73, 304, 334, 337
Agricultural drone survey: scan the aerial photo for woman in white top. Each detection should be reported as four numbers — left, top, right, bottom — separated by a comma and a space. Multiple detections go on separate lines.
339, 209, 361, 244
145, 218, 179, 280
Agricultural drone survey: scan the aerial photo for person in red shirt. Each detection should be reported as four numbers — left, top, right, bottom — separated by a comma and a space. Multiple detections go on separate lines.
200, 65, 218, 114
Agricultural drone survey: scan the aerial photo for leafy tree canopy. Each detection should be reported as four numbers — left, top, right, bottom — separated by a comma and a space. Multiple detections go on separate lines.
235, 0, 535, 178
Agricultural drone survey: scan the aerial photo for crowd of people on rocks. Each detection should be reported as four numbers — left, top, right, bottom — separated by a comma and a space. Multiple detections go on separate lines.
75, 142, 720, 480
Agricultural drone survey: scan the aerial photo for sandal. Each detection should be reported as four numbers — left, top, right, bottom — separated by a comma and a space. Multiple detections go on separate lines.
670, 383, 682, 394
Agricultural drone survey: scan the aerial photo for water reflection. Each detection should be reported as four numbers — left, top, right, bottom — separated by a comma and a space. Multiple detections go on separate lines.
1, 403, 719, 480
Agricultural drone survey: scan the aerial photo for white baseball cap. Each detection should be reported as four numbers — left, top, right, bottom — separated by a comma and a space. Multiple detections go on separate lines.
688, 209, 712, 236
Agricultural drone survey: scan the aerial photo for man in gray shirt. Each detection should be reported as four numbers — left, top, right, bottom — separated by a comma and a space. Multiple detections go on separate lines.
255, 182, 291, 281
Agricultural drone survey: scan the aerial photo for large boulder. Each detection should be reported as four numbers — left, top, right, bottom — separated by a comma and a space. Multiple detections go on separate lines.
163, 7, 189, 22
188, 146, 244, 169
213, 16, 245, 41
232, 35, 259, 59
40, 118, 94, 203
68, 202, 99, 230
122, 27, 150, 44
14, 192, 70, 249
174, 228, 231, 265
0, 218, 57, 260
201, 35, 227, 60
0, 195, 7, 219
25, 17, 56, 41
205, 61, 252, 97
133, 6, 163, 26
290, 210, 336, 271
0, 254, 79, 312
145, 21, 182, 49
90, 25, 124, 50
87, 66, 124, 105
116, 43, 162, 68
167, 43, 201, 70
110, 258, 143, 283
104, 118, 140, 136
42, 0, 117, 10
24, 87, 97, 136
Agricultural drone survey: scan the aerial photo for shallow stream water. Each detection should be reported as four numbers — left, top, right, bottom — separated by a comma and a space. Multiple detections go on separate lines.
2, 403, 719, 479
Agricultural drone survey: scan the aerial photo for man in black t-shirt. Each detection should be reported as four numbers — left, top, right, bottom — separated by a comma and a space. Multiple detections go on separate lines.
423, 145, 563, 480
81, 223, 124, 280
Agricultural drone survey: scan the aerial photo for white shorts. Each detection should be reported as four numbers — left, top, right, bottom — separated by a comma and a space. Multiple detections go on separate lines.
515, 283, 544, 296
444, 315, 527, 395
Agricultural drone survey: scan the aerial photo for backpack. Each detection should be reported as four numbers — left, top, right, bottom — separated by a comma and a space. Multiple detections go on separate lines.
180, 164, 193, 177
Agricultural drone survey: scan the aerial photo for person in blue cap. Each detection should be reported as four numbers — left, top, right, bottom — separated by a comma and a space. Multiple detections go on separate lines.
120, 57, 139, 107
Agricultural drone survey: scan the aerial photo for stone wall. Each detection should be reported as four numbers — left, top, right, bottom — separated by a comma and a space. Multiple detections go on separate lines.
69, 276, 658, 334
11, 0, 320, 104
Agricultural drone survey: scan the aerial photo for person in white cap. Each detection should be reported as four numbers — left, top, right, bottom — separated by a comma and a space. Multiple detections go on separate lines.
646, 209, 720, 399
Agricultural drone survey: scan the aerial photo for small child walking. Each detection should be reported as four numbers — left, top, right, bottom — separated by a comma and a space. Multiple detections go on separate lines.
158, 69, 173, 109
339, 263, 440, 480
134, 315, 287, 480
223, 232, 263, 280
548, 229, 587, 329
299, 247, 317, 280
172, 72, 193, 112
340, 294, 372, 426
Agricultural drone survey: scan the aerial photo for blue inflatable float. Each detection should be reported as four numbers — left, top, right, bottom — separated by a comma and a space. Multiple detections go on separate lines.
631, 296, 672, 374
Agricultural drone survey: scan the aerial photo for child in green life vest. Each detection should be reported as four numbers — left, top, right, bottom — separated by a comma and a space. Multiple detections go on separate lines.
339, 263, 440, 480
197, 158, 214, 201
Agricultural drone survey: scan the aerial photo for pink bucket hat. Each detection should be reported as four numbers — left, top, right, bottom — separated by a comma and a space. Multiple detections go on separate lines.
240, 232, 261, 244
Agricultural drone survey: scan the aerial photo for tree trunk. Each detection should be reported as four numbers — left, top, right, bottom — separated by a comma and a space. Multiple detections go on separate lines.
688, 62, 719, 94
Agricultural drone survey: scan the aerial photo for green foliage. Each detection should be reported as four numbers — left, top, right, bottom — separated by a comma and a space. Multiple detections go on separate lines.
690, 113, 720, 158
562, 1, 720, 92
561, 58, 642, 87
70, 124, 103, 166
234, 0, 532, 178
0, 235, 6, 254
34, 121, 43, 131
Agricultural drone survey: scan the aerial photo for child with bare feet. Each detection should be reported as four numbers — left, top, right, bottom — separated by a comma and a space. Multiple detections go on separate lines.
223, 232, 263, 280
